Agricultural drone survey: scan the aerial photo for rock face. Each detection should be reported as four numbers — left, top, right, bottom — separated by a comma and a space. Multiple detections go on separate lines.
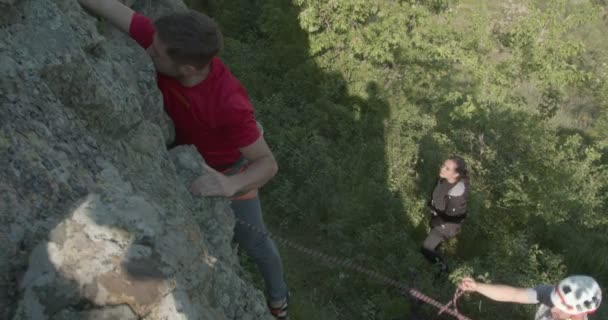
0, 1, 272, 319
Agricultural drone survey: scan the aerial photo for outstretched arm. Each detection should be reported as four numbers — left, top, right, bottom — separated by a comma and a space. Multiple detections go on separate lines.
77, 0, 135, 34
459, 277, 535, 304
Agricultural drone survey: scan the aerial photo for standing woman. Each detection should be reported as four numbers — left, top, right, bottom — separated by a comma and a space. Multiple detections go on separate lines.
420, 155, 469, 272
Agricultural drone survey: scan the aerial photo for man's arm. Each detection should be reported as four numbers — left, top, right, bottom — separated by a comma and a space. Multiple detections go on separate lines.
459, 277, 535, 304
77, 0, 134, 34
189, 136, 278, 198
228, 136, 279, 194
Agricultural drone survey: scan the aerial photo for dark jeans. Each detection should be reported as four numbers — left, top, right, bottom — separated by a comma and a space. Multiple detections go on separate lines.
422, 222, 462, 251
231, 197, 288, 302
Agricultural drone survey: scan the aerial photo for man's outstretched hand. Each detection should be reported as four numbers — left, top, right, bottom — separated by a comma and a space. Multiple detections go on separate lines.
458, 277, 478, 292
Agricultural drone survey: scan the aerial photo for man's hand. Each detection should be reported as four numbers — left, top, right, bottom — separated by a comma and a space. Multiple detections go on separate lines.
459, 277, 478, 292
77, 0, 134, 34
189, 163, 237, 197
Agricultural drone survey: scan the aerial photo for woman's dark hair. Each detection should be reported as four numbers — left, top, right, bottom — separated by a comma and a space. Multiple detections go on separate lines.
449, 155, 468, 180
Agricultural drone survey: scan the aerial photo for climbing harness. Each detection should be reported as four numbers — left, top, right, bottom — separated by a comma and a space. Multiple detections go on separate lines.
234, 217, 471, 320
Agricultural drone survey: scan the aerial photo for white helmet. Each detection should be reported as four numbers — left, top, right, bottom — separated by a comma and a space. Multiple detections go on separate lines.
550, 275, 602, 315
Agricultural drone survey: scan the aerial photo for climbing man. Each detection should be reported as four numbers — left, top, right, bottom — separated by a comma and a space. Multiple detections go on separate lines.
76, 1, 289, 318
459, 275, 602, 319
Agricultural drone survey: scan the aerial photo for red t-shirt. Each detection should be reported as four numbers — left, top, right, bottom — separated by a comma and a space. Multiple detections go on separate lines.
129, 13, 260, 169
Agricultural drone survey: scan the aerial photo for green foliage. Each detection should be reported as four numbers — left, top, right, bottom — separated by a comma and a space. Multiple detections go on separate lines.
184, 0, 608, 319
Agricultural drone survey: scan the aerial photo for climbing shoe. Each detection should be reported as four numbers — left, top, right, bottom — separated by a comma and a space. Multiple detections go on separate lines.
268, 297, 288, 320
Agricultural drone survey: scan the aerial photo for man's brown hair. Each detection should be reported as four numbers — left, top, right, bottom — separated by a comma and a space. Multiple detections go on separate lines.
154, 11, 223, 68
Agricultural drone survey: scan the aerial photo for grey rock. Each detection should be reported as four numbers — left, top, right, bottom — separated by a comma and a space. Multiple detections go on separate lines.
52, 304, 138, 320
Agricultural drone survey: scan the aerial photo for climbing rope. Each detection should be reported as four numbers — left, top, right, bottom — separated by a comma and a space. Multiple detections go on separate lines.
234, 217, 472, 320
438, 288, 465, 319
